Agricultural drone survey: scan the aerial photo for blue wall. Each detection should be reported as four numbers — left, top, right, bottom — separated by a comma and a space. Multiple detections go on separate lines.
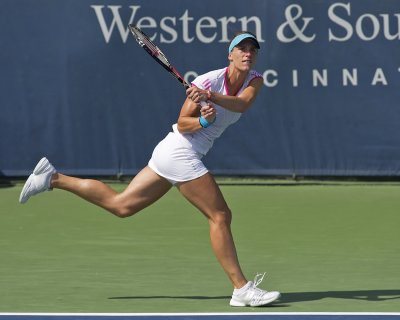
1, 0, 400, 177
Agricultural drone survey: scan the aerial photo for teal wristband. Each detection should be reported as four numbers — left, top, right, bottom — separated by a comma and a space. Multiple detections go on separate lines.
199, 116, 210, 128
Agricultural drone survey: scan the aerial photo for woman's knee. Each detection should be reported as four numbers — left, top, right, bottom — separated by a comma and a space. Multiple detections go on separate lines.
108, 198, 139, 218
208, 207, 232, 226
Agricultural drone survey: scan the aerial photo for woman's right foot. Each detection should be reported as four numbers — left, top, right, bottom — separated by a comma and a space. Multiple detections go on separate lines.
19, 157, 56, 204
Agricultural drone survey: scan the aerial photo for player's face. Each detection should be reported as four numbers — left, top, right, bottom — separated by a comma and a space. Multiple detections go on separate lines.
229, 39, 258, 71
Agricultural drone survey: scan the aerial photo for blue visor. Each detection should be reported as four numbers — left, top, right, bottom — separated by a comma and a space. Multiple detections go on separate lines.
228, 33, 260, 53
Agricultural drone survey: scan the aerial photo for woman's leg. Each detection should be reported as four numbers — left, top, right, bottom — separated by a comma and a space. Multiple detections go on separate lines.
176, 173, 247, 289
51, 166, 172, 217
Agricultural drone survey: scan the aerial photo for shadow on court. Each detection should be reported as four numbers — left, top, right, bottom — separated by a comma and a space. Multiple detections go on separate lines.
0, 172, 14, 188
109, 290, 400, 304
276, 290, 400, 304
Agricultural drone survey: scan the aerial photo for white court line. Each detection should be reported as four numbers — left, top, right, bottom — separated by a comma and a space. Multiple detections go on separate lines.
0, 313, 399, 316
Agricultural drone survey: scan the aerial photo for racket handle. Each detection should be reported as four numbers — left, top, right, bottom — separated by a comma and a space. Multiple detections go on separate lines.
199, 101, 207, 109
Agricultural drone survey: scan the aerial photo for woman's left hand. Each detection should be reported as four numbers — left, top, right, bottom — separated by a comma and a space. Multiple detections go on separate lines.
186, 87, 209, 103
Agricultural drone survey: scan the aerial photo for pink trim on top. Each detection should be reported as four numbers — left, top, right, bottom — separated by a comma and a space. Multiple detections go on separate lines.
223, 67, 230, 95
248, 71, 263, 86
191, 80, 211, 90
250, 70, 263, 79
224, 68, 263, 96
224, 67, 246, 96
202, 79, 211, 90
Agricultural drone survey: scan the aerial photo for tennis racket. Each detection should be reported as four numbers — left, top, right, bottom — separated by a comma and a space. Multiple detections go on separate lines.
128, 24, 191, 90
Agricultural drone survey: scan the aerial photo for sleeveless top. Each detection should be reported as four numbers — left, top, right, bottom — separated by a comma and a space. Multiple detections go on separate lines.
172, 67, 262, 155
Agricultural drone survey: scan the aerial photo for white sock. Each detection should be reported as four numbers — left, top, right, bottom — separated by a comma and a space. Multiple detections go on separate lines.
233, 281, 252, 295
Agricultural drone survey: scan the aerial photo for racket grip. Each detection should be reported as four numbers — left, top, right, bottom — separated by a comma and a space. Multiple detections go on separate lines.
199, 101, 207, 109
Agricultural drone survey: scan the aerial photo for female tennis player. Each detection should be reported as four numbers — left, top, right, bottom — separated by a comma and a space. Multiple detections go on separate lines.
19, 31, 280, 307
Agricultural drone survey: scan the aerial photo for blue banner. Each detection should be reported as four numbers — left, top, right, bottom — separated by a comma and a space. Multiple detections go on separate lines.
1, 0, 400, 177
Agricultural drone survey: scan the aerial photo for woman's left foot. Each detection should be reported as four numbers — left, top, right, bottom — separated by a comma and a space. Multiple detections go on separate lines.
230, 273, 281, 307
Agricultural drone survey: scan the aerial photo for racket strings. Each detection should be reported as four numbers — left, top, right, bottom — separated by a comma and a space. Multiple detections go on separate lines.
129, 25, 189, 88
137, 32, 170, 66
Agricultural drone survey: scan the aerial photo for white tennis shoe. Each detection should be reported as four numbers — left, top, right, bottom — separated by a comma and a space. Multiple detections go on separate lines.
230, 273, 281, 307
19, 157, 56, 204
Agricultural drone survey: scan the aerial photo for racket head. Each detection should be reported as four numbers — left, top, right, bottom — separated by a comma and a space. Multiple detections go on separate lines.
129, 25, 170, 67
128, 24, 191, 89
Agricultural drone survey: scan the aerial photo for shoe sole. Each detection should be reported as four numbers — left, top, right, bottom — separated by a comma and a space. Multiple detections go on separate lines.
19, 174, 34, 204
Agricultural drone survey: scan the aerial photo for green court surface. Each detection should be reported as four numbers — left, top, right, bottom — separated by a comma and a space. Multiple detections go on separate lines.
0, 180, 399, 312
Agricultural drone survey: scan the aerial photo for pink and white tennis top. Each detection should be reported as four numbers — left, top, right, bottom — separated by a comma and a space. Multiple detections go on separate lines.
172, 67, 262, 155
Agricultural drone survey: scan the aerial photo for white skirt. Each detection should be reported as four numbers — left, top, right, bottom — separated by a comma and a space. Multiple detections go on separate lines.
148, 132, 208, 185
